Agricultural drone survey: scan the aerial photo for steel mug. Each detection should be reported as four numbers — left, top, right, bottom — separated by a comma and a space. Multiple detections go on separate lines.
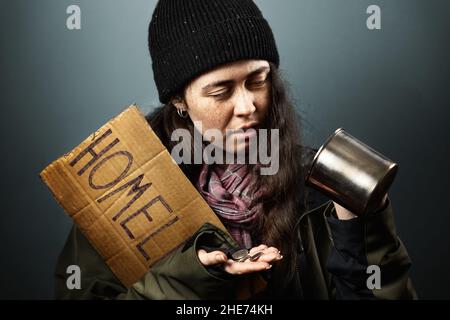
306, 128, 398, 215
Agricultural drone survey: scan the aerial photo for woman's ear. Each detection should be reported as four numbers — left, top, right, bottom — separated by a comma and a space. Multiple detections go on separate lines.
171, 96, 187, 111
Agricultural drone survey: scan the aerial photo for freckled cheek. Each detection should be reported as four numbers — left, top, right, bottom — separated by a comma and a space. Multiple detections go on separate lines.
190, 104, 230, 133
204, 108, 230, 132
255, 91, 271, 118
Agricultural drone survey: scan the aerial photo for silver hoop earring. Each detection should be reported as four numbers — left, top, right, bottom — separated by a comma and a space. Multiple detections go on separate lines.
177, 108, 188, 118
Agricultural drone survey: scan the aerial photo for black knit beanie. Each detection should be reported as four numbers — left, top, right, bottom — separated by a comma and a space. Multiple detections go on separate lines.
148, 0, 280, 104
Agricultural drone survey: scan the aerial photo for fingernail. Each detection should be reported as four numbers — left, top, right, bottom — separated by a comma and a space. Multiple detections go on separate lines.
279, 255, 283, 259
216, 254, 225, 262
266, 264, 272, 269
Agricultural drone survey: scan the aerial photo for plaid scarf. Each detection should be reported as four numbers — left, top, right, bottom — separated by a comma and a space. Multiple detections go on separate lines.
196, 163, 263, 249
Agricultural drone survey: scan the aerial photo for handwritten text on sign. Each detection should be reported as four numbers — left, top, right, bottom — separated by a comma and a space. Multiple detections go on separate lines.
69, 128, 179, 260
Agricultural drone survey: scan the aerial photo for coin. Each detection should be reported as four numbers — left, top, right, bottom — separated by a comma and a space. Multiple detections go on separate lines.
231, 249, 249, 261
249, 251, 264, 261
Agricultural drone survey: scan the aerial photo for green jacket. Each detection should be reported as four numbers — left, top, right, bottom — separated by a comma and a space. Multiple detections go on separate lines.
54, 184, 417, 300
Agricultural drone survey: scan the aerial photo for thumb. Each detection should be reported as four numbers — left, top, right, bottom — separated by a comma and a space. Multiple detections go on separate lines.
197, 249, 228, 266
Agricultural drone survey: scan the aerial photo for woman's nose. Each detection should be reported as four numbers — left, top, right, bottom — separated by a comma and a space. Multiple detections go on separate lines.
233, 90, 256, 117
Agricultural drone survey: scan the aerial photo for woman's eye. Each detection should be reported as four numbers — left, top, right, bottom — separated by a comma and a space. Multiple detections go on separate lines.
210, 91, 229, 99
249, 79, 267, 87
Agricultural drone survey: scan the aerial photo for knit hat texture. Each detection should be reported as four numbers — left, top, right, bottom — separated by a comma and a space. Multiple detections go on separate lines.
148, 0, 280, 103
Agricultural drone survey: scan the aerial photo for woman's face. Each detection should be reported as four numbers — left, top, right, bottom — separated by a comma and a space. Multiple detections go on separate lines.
173, 59, 271, 152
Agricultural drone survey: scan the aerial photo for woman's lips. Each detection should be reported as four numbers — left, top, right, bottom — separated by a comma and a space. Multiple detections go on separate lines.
230, 126, 258, 139
224, 123, 260, 140
239, 122, 260, 131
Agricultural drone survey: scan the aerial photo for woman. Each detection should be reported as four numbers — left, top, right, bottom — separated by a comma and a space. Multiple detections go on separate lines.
55, 0, 416, 300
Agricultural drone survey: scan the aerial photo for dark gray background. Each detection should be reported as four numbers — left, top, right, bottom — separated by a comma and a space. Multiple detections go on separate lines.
1, 0, 449, 299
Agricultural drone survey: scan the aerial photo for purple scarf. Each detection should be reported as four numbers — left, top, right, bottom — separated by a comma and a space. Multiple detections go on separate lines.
196, 163, 263, 249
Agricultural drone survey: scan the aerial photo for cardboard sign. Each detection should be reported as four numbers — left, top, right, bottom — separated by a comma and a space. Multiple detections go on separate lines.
40, 105, 226, 287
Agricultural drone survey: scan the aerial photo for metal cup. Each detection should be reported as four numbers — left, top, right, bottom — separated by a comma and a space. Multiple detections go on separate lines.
306, 128, 398, 215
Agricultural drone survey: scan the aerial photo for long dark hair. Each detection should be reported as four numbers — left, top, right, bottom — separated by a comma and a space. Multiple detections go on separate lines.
145, 62, 306, 292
